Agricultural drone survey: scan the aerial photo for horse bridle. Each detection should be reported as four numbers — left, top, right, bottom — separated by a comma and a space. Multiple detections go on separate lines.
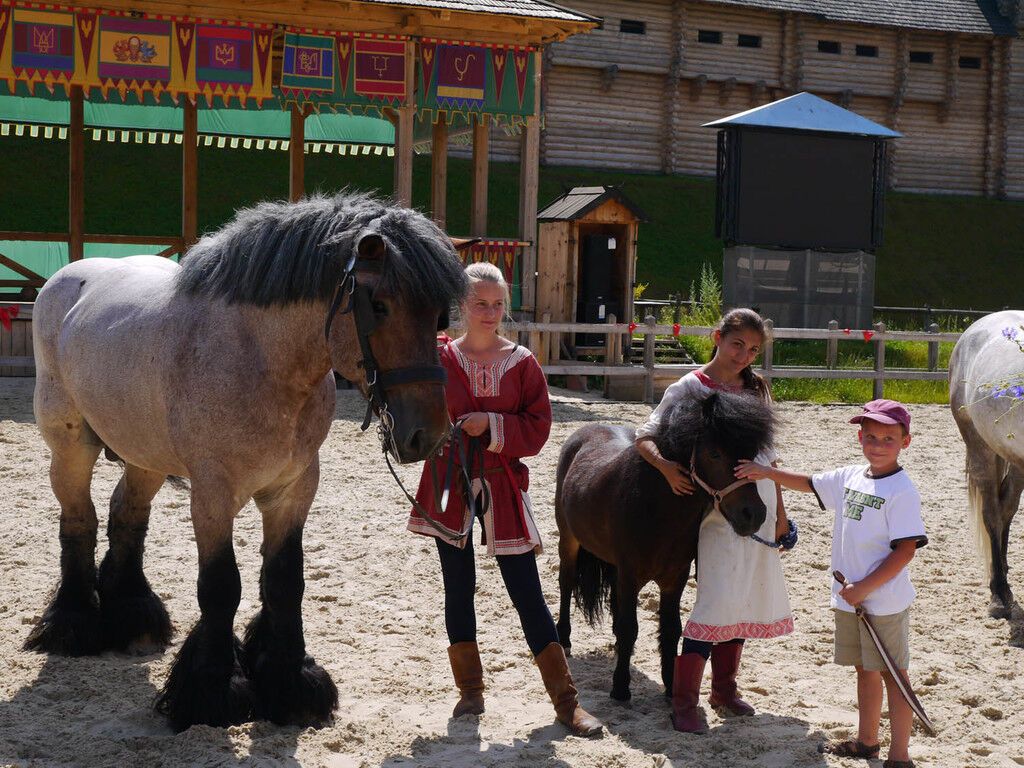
688, 446, 753, 516
323, 251, 449, 442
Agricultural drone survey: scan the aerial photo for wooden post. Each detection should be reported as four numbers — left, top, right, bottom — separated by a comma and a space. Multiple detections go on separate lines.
518, 49, 542, 316
289, 104, 305, 202
68, 85, 84, 262
643, 314, 656, 404
393, 39, 416, 207
927, 322, 940, 372
826, 319, 839, 369
431, 115, 448, 229
761, 319, 774, 386
605, 314, 617, 366
182, 98, 198, 251
873, 321, 886, 399
470, 115, 489, 236
540, 312, 551, 367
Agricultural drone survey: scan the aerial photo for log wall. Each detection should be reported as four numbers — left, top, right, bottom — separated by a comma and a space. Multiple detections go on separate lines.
533, 0, 1023, 200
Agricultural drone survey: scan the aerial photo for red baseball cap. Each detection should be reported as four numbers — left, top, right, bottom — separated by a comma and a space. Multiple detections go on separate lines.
850, 399, 911, 431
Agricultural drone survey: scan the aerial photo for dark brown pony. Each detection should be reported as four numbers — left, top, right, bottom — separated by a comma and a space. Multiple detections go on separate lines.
555, 390, 776, 701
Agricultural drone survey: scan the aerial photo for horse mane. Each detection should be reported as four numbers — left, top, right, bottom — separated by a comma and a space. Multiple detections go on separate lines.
174, 190, 467, 310
654, 389, 776, 463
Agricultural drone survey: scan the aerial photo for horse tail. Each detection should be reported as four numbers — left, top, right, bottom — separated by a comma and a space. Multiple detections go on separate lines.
964, 452, 995, 580
574, 546, 616, 627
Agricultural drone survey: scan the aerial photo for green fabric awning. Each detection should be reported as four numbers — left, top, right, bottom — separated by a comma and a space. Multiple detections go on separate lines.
0, 94, 395, 149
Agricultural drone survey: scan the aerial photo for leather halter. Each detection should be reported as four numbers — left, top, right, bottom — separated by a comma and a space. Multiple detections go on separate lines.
324, 251, 448, 441
688, 446, 753, 516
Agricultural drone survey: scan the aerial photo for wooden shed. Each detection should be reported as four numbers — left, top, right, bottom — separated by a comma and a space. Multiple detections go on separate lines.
535, 185, 647, 361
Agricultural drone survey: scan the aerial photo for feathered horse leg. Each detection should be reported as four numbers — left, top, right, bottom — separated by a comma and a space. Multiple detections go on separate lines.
244, 460, 338, 727
98, 464, 172, 651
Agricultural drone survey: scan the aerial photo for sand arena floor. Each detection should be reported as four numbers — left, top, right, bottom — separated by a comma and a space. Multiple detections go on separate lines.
0, 378, 1022, 767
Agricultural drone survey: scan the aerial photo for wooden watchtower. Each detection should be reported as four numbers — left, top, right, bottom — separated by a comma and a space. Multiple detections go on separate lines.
535, 186, 647, 362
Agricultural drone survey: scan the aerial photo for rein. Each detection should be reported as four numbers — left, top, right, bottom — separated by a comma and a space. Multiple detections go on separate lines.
324, 252, 448, 436
381, 419, 490, 544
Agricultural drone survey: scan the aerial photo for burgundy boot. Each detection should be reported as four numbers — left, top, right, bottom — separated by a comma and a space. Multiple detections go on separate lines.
708, 641, 755, 716
670, 653, 708, 733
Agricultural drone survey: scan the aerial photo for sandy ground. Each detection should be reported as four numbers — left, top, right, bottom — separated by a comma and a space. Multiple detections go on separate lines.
1, 377, 1022, 768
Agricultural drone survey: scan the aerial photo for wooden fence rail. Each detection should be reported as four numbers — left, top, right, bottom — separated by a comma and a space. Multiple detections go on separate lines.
1, 306, 964, 400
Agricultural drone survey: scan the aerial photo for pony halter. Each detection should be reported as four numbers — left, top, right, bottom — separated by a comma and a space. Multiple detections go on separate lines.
324, 251, 448, 445
688, 447, 752, 516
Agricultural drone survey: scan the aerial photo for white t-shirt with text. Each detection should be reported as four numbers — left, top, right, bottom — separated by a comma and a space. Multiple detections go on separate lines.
811, 465, 927, 615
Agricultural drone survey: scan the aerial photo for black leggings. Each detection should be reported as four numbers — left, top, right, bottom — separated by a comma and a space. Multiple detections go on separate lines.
435, 537, 558, 657
682, 636, 745, 660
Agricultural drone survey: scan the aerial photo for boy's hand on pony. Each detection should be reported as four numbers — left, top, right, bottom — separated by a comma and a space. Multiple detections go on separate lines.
734, 459, 773, 481
659, 460, 695, 496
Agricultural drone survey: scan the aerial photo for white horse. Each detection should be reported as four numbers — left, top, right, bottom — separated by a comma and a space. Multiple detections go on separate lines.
950, 310, 1024, 625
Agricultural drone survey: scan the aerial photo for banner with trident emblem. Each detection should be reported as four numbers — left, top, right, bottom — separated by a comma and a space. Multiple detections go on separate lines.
418, 38, 535, 126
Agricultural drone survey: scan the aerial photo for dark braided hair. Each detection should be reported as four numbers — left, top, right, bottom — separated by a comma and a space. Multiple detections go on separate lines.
710, 308, 771, 399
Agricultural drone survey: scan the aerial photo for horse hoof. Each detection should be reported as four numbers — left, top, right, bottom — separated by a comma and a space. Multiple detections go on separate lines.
23, 589, 103, 657
609, 687, 632, 702
100, 590, 173, 652
988, 599, 1013, 620
250, 655, 339, 727
155, 631, 255, 732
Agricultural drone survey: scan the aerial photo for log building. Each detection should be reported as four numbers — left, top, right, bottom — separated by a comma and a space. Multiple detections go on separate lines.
483, 0, 1024, 199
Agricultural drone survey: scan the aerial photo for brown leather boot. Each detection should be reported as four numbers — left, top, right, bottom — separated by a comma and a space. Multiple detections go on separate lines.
708, 641, 755, 716
671, 653, 708, 733
535, 642, 603, 737
448, 642, 485, 717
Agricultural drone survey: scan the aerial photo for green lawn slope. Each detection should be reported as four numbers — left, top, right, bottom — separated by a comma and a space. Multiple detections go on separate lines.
2, 134, 1022, 309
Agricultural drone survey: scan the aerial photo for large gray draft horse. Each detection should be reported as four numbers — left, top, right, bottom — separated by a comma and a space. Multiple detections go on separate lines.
27, 192, 467, 731
950, 310, 1024, 624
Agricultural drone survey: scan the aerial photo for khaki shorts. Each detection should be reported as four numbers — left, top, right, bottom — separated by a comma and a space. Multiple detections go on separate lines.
834, 608, 910, 672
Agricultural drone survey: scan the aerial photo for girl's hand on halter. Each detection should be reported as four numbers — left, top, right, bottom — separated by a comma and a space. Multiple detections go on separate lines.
458, 412, 490, 438
659, 460, 695, 496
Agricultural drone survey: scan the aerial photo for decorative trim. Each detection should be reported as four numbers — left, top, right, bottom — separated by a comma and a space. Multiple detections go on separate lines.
683, 616, 794, 642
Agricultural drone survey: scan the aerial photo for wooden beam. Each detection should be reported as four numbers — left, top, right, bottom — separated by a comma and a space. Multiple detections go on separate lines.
68, 85, 84, 262
517, 49, 543, 315
289, 104, 306, 202
470, 115, 489, 236
182, 98, 198, 250
0, 254, 46, 282
430, 115, 448, 229
392, 39, 415, 207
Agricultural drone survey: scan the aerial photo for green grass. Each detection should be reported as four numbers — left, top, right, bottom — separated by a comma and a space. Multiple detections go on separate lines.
5, 133, 1020, 311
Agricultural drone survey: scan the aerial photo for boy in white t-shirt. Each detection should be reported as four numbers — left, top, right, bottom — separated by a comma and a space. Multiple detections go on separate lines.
735, 399, 927, 768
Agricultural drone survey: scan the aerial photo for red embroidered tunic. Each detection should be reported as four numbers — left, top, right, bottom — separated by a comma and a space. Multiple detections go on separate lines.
407, 338, 552, 556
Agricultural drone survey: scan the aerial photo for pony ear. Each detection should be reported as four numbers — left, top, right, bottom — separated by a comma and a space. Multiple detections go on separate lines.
701, 392, 719, 423
357, 233, 386, 261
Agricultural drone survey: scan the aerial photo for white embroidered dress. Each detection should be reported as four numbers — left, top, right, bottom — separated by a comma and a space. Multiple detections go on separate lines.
636, 370, 794, 642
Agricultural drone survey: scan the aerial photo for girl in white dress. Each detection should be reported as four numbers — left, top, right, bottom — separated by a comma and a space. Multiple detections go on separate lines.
635, 308, 794, 733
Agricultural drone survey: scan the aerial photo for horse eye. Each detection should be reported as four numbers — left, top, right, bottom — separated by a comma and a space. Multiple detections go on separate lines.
372, 300, 388, 317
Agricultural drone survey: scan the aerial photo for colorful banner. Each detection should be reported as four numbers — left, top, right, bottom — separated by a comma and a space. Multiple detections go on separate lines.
97, 16, 171, 100
9, 7, 75, 91
279, 29, 407, 113
0, 2, 272, 105
419, 39, 536, 125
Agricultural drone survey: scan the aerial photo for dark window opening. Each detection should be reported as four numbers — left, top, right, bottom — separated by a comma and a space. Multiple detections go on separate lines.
817, 40, 841, 54
737, 34, 762, 48
698, 29, 723, 44
855, 44, 878, 58
620, 19, 645, 34
958, 56, 981, 69
909, 50, 933, 64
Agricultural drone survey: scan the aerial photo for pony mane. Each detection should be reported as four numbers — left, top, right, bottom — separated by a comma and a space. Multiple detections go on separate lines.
174, 190, 467, 310
654, 389, 776, 463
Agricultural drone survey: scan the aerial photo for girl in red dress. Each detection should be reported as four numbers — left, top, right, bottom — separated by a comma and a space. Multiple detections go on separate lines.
407, 262, 601, 737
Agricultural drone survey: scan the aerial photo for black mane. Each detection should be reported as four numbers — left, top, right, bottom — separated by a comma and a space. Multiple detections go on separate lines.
654, 389, 776, 463
175, 191, 467, 311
